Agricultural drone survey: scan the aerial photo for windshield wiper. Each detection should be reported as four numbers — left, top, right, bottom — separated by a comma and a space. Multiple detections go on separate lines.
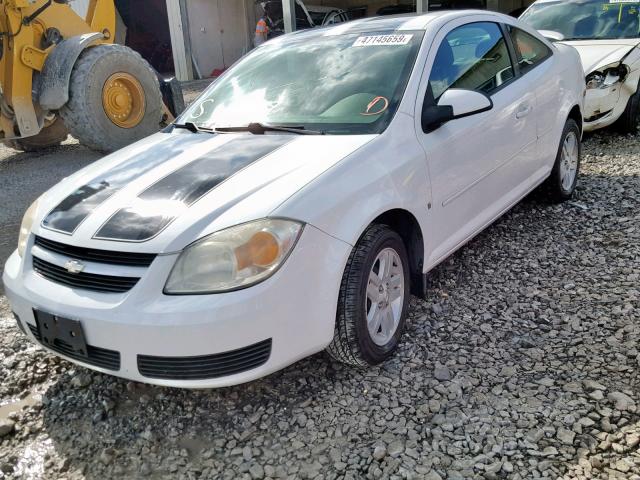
173, 122, 216, 134
214, 122, 324, 135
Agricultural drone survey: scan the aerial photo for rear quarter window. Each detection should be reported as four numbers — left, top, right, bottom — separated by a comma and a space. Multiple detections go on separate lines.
508, 26, 553, 74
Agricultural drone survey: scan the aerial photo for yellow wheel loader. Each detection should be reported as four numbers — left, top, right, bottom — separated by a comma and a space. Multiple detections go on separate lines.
0, 0, 183, 153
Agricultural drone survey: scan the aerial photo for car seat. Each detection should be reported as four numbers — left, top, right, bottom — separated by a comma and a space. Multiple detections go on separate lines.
475, 38, 497, 60
431, 41, 459, 88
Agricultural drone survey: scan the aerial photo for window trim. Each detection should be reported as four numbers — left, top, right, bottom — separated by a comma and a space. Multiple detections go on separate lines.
504, 24, 554, 76
500, 23, 522, 78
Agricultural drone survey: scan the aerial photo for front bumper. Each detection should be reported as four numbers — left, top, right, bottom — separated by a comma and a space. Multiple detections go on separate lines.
3, 225, 351, 388
583, 85, 622, 131
583, 68, 640, 132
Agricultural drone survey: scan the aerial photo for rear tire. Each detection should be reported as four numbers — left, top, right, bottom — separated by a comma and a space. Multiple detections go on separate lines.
3, 117, 68, 152
540, 118, 581, 203
60, 44, 163, 153
614, 84, 640, 134
327, 225, 411, 367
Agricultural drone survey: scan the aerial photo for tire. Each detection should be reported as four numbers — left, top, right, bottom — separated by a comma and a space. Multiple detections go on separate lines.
59, 44, 163, 153
327, 224, 411, 367
540, 118, 581, 203
614, 85, 640, 134
3, 117, 68, 152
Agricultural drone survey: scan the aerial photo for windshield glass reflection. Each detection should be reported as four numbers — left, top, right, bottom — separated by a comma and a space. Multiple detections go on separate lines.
178, 31, 424, 135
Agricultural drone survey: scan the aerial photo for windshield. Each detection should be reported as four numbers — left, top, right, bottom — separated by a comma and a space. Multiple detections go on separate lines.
178, 31, 424, 135
521, 1, 640, 40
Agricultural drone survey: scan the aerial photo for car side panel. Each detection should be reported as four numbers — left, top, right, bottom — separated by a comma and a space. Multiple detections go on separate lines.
497, 17, 585, 170
413, 16, 541, 266
537, 43, 585, 170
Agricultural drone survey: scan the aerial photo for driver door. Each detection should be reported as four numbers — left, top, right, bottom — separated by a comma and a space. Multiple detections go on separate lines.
416, 20, 538, 266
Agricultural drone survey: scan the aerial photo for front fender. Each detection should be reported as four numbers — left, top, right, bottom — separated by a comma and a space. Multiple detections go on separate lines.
272, 115, 432, 256
37, 32, 105, 111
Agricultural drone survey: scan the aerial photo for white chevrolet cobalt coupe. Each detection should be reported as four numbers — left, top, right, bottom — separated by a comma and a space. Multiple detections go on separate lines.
4, 11, 585, 388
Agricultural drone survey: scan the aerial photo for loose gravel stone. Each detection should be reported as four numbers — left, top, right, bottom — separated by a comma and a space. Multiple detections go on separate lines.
434, 364, 452, 381
0, 129, 639, 479
557, 427, 576, 445
0, 419, 15, 437
372, 445, 387, 461
608, 391, 636, 412
70, 373, 92, 389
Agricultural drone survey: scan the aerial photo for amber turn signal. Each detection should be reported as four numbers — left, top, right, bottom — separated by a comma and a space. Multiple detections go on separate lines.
235, 231, 280, 270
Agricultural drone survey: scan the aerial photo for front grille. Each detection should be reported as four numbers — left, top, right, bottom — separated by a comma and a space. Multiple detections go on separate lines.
137, 339, 272, 380
34, 236, 156, 267
32, 257, 140, 294
28, 323, 120, 371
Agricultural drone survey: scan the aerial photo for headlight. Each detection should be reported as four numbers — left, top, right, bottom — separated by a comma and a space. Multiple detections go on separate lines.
586, 65, 627, 90
586, 72, 605, 90
165, 218, 303, 294
18, 199, 39, 258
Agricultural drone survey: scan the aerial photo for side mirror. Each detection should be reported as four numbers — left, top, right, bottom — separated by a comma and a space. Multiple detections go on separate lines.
538, 30, 564, 42
422, 89, 493, 133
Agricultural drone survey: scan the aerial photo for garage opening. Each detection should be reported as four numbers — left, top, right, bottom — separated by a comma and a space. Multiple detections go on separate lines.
114, 0, 175, 75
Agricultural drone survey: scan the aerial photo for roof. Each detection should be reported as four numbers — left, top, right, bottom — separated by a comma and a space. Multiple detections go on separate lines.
263, 9, 516, 48
286, 10, 506, 36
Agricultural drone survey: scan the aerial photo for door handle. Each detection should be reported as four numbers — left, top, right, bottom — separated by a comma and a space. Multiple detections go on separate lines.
516, 105, 533, 119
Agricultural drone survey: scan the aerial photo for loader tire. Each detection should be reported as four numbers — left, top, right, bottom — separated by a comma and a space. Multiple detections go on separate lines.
4, 117, 68, 152
60, 44, 163, 153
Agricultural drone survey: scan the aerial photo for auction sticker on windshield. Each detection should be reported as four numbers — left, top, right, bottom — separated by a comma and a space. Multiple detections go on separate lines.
353, 34, 413, 47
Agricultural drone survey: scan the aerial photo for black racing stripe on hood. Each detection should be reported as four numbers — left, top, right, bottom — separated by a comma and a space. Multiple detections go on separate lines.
93, 136, 292, 242
41, 133, 205, 234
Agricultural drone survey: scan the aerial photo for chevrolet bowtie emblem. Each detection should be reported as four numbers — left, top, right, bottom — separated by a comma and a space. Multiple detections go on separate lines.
64, 259, 85, 274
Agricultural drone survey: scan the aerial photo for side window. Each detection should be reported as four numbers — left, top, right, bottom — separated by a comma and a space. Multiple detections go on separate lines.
508, 26, 552, 74
429, 22, 515, 100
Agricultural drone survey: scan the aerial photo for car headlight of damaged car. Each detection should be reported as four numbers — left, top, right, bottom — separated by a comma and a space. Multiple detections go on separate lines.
165, 219, 304, 294
18, 199, 39, 258
586, 65, 628, 90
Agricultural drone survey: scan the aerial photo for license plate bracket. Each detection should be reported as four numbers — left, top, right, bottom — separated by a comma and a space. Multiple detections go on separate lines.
34, 311, 89, 358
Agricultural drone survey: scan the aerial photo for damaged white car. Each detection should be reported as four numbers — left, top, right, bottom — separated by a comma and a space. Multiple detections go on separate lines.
521, 0, 640, 132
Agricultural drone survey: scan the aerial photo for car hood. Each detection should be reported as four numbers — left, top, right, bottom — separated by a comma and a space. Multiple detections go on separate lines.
35, 131, 375, 253
562, 39, 640, 73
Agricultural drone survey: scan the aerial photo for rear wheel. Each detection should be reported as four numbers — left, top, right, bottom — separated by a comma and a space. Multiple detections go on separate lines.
327, 225, 411, 367
3, 117, 68, 152
614, 84, 640, 134
60, 44, 163, 153
540, 118, 581, 203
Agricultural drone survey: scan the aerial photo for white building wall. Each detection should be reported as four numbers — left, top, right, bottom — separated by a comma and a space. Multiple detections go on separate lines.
187, 0, 253, 78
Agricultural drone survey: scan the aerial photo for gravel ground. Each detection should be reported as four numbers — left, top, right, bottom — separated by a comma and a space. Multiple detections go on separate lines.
0, 128, 638, 480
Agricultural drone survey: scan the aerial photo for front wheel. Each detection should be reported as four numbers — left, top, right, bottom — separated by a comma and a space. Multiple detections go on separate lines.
540, 118, 581, 203
327, 225, 411, 367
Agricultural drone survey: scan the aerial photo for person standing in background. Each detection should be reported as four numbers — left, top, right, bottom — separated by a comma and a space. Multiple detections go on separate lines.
254, 2, 273, 47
